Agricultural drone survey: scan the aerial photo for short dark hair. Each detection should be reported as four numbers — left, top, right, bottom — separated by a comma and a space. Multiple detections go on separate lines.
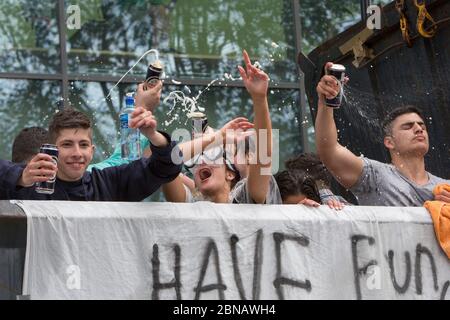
12, 127, 49, 164
382, 105, 425, 136
274, 170, 321, 203
285, 153, 332, 186
48, 108, 92, 143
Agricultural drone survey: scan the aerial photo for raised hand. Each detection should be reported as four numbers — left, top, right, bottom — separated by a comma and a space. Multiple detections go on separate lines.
129, 107, 157, 139
237, 50, 269, 100
220, 117, 254, 138
317, 62, 349, 102
19, 153, 58, 187
317, 75, 340, 100
135, 80, 162, 112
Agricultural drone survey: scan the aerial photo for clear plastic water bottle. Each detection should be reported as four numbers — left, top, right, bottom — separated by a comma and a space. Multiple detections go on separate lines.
120, 92, 141, 160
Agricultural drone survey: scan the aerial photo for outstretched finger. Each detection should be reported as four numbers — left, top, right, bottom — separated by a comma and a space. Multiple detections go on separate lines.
243, 50, 252, 71
237, 65, 248, 82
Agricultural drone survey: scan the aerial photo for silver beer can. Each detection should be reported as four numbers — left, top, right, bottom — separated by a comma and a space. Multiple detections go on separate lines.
35, 144, 58, 194
188, 111, 209, 137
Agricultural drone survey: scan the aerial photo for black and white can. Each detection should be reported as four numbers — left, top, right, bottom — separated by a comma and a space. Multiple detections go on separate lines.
145, 60, 163, 86
325, 64, 346, 108
35, 144, 58, 195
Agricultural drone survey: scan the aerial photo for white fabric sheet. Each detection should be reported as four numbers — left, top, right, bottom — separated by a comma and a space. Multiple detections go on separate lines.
14, 200, 450, 300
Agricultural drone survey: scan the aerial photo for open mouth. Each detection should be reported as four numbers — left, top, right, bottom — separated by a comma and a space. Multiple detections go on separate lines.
198, 167, 212, 182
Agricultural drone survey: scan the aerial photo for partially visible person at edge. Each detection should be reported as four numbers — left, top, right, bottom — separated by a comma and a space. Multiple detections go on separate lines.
274, 169, 322, 207
314, 62, 450, 206
11, 127, 49, 164
285, 153, 349, 210
0, 106, 182, 201
162, 50, 282, 204
0, 126, 50, 199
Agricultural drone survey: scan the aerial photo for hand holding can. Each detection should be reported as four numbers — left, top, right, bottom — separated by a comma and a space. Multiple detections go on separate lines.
35, 144, 59, 194
324, 63, 346, 108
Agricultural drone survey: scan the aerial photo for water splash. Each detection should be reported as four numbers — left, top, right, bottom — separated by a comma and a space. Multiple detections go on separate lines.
194, 79, 218, 101
162, 78, 225, 128
163, 90, 197, 126
223, 73, 242, 81
253, 61, 262, 69
105, 49, 160, 100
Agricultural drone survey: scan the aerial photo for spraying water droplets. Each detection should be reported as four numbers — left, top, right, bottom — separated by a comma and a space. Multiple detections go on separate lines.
106, 49, 160, 99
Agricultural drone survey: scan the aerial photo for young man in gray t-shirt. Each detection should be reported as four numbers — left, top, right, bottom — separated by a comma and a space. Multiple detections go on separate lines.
351, 157, 448, 206
314, 62, 450, 207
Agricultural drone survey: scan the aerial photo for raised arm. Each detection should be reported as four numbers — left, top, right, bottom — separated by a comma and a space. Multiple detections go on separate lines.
178, 117, 253, 162
315, 62, 363, 189
238, 50, 272, 204
88, 81, 162, 171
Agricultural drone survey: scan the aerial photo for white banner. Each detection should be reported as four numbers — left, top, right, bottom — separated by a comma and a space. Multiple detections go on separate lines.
14, 200, 450, 300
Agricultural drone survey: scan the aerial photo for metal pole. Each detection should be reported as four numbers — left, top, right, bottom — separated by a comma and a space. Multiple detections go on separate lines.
361, 0, 371, 21
57, 0, 69, 108
293, 0, 310, 153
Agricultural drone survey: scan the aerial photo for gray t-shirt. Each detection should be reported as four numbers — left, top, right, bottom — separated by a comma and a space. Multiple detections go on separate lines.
350, 157, 449, 207
185, 176, 282, 204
